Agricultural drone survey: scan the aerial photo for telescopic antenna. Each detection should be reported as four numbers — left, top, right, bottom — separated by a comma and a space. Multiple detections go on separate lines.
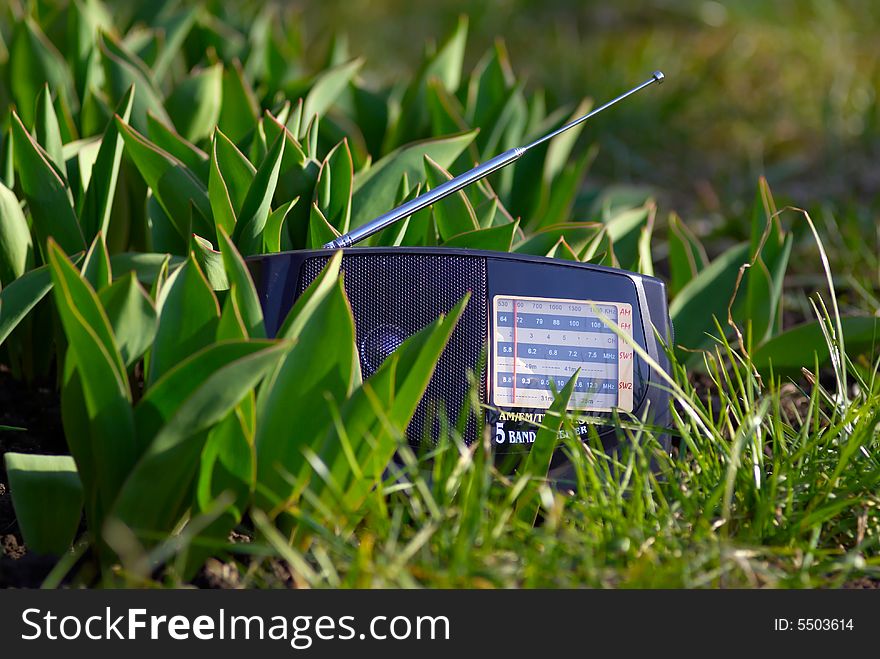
324, 71, 664, 249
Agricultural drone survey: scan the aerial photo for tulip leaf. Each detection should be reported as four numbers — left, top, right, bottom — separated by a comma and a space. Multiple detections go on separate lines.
11, 112, 84, 256
148, 255, 220, 386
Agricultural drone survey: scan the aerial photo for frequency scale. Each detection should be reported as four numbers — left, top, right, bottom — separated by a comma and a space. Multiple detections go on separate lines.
491, 295, 634, 412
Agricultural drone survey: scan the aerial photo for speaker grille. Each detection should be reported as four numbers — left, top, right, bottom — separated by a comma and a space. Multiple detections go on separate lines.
298, 254, 487, 445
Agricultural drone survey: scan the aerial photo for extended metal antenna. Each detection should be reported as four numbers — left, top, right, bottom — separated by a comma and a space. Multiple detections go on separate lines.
324, 71, 664, 249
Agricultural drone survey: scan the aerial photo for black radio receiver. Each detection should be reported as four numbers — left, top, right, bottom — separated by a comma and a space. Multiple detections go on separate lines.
248, 72, 672, 470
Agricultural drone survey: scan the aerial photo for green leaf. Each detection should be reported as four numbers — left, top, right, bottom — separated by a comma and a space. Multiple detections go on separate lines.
315, 139, 353, 233
48, 241, 135, 511
81, 233, 112, 290
667, 212, 708, 297
637, 208, 656, 276
34, 84, 65, 172
218, 60, 260, 143
604, 204, 651, 269
307, 204, 340, 248
79, 85, 135, 242
98, 272, 158, 368
4, 453, 83, 556
427, 77, 471, 139
441, 220, 519, 251
218, 228, 265, 338
301, 58, 364, 121
0, 181, 32, 285
165, 63, 223, 143
539, 147, 596, 228
232, 134, 286, 255
98, 31, 171, 132
508, 103, 578, 223
263, 199, 295, 253
544, 237, 579, 261
148, 254, 220, 386
9, 18, 71, 127
669, 242, 750, 362
387, 16, 468, 148
753, 317, 880, 376
466, 40, 516, 154
424, 155, 479, 241
208, 129, 255, 237
11, 112, 84, 256
275, 251, 342, 340
216, 290, 248, 342
115, 340, 287, 537
739, 178, 790, 345
350, 130, 477, 233
116, 118, 212, 240
191, 234, 228, 290
255, 256, 358, 512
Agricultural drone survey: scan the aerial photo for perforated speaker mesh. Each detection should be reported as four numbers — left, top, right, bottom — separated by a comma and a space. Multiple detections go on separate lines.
298, 254, 487, 445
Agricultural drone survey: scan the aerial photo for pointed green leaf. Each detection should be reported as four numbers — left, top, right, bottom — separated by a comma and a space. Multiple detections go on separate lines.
263, 199, 295, 253
11, 113, 84, 256
208, 129, 255, 236
191, 234, 228, 290
514, 223, 604, 257
34, 84, 64, 172
79, 85, 135, 242
218, 228, 265, 338
233, 134, 286, 255
81, 233, 112, 290
667, 212, 708, 297
99, 272, 157, 368
165, 63, 223, 143
307, 204, 340, 249
301, 57, 364, 121
148, 254, 220, 386
315, 139, 353, 233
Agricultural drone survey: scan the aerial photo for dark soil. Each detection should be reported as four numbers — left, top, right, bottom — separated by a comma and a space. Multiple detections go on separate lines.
0, 366, 69, 588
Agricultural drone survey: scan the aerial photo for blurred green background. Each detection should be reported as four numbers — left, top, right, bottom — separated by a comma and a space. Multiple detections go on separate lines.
300, 0, 880, 210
